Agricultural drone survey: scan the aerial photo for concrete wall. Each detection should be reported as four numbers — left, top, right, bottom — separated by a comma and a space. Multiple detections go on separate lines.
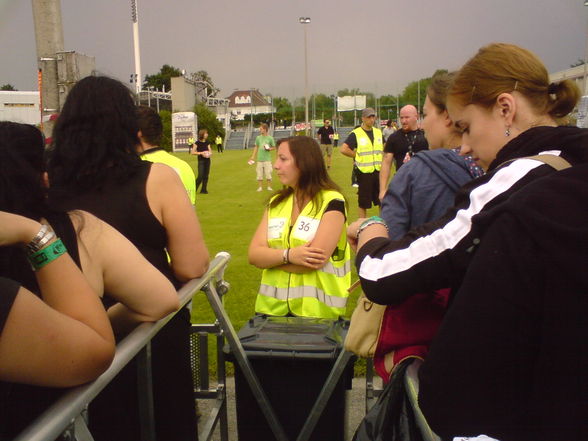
171, 77, 196, 112
0, 91, 41, 125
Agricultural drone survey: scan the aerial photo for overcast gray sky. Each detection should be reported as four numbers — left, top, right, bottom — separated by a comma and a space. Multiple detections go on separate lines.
1, 0, 586, 99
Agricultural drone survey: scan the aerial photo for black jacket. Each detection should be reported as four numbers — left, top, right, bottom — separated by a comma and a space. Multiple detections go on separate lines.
419, 163, 588, 441
356, 126, 588, 305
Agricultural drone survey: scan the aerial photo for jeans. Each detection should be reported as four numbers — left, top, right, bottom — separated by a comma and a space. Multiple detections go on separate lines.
196, 158, 211, 193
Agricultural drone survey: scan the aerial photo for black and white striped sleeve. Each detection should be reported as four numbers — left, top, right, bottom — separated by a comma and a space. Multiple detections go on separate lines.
355, 154, 561, 305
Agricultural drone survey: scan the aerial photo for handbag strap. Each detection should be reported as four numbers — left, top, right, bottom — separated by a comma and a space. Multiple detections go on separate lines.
499, 154, 572, 171
526, 154, 572, 171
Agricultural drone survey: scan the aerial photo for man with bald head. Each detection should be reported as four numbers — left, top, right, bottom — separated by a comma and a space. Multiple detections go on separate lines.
379, 104, 428, 200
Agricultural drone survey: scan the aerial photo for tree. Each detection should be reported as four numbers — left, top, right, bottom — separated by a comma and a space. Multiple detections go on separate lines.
1, 84, 17, 91
159, 110, 173, 152
273, 97, 293, 124
313, 94, 335, 120
379, 95, 398, 121
399, 69, 448, 115
190, 70, 220, 97
193, 103, 224, 142
143, 64, 182, 91
571, 58, 586, 68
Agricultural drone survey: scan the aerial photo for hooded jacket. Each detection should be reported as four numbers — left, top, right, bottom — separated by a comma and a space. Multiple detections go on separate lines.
419, 163, 588, 441
356, 125, 588, 305
381, 148, 481, 240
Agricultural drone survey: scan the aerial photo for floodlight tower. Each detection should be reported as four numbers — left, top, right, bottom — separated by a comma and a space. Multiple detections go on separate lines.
299, 17, 311, 135
131, 0, 142, 94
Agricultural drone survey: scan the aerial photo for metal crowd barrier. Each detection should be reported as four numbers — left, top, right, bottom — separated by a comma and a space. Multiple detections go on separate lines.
404, 359, 442, 441
14, 252, 233, 441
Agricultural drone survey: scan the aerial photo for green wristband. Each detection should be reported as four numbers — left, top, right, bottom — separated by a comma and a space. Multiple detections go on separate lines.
27, 238, 67, 271
357, 216, 389, 240
360, 216, 385, 229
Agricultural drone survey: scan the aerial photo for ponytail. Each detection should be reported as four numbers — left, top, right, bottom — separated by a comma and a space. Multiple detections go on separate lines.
547, 79, 580, 119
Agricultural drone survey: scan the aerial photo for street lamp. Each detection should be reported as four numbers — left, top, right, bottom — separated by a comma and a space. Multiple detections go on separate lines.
130, 0, 142, 95
330, 94, 337, 130
584, 1, 588, 95
299, 17, 311, 135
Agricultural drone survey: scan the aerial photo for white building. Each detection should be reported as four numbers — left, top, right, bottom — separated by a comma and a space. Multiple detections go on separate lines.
226, 89, 274, 121
0, 91, 41, 125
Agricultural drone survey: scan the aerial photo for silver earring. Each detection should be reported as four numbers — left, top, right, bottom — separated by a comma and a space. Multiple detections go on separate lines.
505, 127, 511, 137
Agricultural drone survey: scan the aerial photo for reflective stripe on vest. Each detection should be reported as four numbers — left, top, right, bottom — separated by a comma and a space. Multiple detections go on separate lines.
255, 190, 351, 318
258, 284, 348, 309
353, 127, 383, 173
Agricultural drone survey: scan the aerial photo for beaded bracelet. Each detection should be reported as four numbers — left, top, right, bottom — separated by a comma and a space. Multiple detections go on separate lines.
356, 216, 389, 240
27, 238, 67, 271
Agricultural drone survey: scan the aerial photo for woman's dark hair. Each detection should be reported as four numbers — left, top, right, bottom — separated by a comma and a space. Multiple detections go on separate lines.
47, 75, 142, 196
0, 122, 47, 220
0, 122, 50, 287
270, 136, 343, 214
136, 105, 163, 146
198, 129, 208, 141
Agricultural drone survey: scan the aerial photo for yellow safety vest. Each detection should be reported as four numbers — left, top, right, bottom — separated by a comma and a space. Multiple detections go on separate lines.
140, 148, 196, 205
255, 190, 351, 319
353, 127, 383, 173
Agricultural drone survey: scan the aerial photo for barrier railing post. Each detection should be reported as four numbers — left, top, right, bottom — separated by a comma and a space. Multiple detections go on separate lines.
137, 342, 156, 441
202, 279, 289, 441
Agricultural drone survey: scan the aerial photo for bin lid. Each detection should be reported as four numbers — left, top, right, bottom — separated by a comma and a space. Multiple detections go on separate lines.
234, 316, 347, 359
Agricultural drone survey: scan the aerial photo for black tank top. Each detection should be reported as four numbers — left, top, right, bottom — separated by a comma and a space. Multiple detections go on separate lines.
53, 161, 178, 289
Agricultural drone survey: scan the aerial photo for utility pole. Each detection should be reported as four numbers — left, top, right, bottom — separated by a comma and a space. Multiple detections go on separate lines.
299, 17, 311, 135
32, 0, 65, 140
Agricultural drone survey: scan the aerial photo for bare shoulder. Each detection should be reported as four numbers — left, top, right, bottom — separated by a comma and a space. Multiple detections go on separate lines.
68, 210, 104, 237
149, 162, 182, 184
68, 210, 123, 246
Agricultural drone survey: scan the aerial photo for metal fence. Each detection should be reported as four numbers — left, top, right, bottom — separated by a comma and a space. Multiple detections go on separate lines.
13, 250, 441, 441
14, 252, 232, 441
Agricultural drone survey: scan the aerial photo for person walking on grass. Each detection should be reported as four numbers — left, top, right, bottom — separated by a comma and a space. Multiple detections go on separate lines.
249, 123, 275, 192
191, 129, 212, 194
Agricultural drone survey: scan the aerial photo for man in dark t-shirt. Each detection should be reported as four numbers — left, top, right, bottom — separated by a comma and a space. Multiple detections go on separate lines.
316, 119, 335, 169
379, 104, 428, 200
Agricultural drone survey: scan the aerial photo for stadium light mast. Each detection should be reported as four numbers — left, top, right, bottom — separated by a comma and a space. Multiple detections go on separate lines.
584, 0, 588, 94
131, 0, 142, 94
299, 17, 311, 135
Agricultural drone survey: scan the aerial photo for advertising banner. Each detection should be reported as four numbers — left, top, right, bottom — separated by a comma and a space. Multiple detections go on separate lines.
172, 112, 197, 152
337, 95, 366, 111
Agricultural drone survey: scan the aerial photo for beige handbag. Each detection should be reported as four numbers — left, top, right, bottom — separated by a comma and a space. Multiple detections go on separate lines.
344, 289, 387, 358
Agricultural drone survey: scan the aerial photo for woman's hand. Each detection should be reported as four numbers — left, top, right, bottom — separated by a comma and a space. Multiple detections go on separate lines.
288, 243, 328, 269
0, 211, 42, 247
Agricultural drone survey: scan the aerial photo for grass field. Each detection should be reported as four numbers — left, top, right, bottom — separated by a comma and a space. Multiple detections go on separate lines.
176, 146, 380, 374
